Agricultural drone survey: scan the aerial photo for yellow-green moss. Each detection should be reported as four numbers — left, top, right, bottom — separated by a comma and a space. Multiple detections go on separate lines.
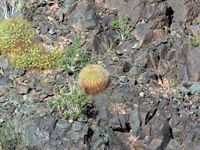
0, 17, 34, 52
0, 17, 63, 70
8, 44, 63, 70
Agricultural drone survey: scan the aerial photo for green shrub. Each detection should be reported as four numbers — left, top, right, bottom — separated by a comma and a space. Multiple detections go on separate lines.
54, 34, 92, 72
49, 35, 93, 120
0, 17, 34, 52
8, 44, 64, 70
190, 18, 200, 48
109, 11, 132, 43
48, 81, 91, 120
190, 40, 199, 47
0, 17, 63, 70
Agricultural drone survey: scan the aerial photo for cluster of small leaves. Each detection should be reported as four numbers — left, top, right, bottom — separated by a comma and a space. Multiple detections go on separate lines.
48, 19, 53, 25
190, 18, 200, 48
0, 17, 64, 70
0, 17, 34, 52
8, 45, 64, 70
109, 11, 132, 42
48, 83, 91, 120
54, 34, 92, 72
20, 1, 36, 14
28, 6, 35, 14
190, 40, 200, 47
0, 121, 31, 150
197, 18, 200, 24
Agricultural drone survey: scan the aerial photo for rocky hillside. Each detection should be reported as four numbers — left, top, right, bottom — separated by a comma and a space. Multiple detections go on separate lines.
1, 0, 200, 149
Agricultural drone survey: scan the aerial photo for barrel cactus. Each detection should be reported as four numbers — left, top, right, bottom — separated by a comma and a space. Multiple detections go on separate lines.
79, 64, 109, 96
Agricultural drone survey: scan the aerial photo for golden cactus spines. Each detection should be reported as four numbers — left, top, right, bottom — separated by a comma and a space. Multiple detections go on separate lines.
79, 64, 109, 96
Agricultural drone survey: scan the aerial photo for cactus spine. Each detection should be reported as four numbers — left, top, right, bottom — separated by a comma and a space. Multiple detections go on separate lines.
79, 65, 109, 96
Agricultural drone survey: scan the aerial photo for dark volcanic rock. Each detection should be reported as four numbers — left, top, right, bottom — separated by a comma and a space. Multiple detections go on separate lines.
138, 105, 156, 125
122, 61, 130, 72
93, 30, 117, 55
39, 116, 57, 133
1, 0, 200, 150
168, 0, 200, 23
149, 51, 159, 69
148, 138, 162, 150
109, 114, 128, 131
15, 67, 26, 76
67, 1, 101, 32
177, 47, 200, 82
141, 2, 169, 24
129, 110, 142, 138
16, 85, 31, 95
165, 139, 183, 150
134, 50, 149, 68
158, 44, 168, 60
132, 19, 162, 47
101, 16, 112, 31
40, 24, 49, 35
0, 73, 13, 85
58, 0, 79, 21
158, 121, 172, 149
85, 9, 99, 30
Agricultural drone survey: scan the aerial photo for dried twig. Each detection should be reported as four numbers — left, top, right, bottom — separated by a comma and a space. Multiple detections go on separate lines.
0, 0, 28, 19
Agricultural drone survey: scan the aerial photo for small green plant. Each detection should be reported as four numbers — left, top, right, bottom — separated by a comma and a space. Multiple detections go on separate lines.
0, 17, 64, 70
48, 19, 53, 25
28, 6, 34, 14
190, 40, 199, 47
0, 17, 35, 53
190, 36, 200, 48
109, 11, 132, 43
170, 83, 176, 87
0, 120, 30, 150
41, 78, 49, 84
8, 44, 64, 70
48, 78, 91, 120
28, 3, 37, 14
54, 34, 92, 72
190, 18, 200, 47
197, 18, 200, 24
